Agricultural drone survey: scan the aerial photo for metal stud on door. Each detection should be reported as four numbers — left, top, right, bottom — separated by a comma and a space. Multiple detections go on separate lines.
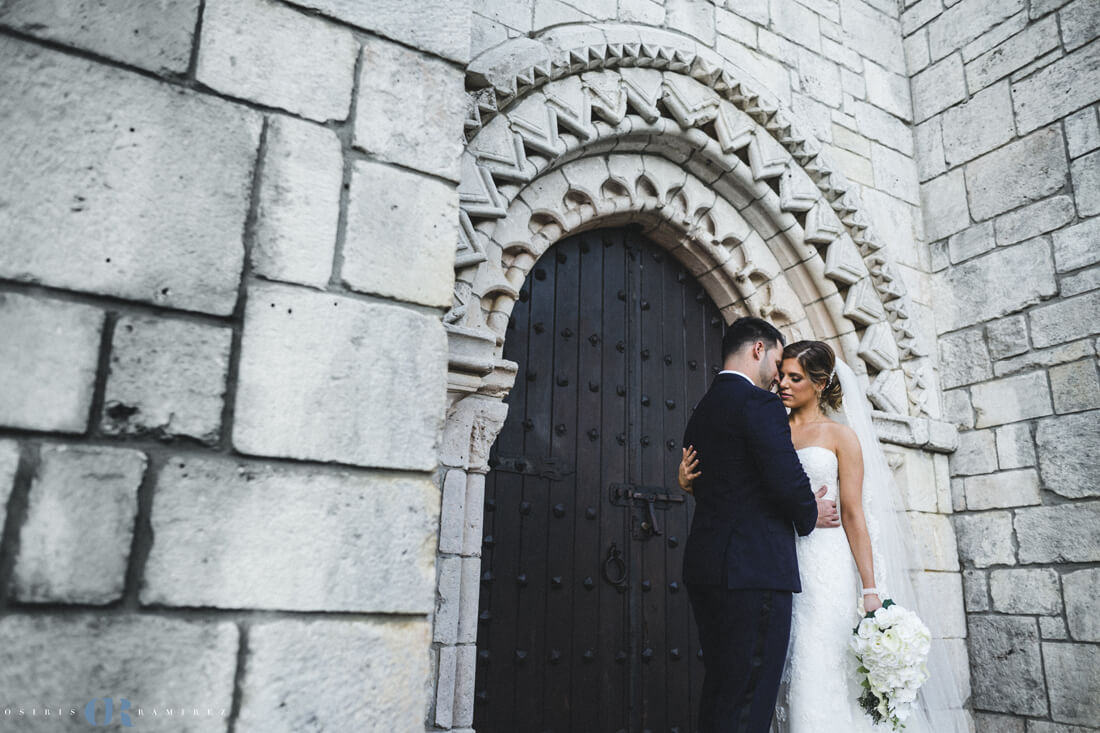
475, 229, 726, 733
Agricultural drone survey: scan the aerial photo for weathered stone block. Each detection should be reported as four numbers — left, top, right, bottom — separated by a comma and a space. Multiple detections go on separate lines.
1053, 212, 1100, 271
1036, 410, 1100, 497
852, 99, 915, 154
1070, 153, 1100, 219
1029, 290, 1100, 348
1016, 502, 1100, 563
954, 511, 1015, 567
0, 614, 237, 732
910, 512, 961, 570
12, 446, 146, 604
769, 0, 819, 50
1050, 360, 1100, 414
0, 40, 261, 315
989, 568, 1061, 614
972, 713, 1025, 732
1043, 643, 1100, 725
871, 142, 920, 204
0, 0, 200, 74
101, 316, 232, 444
995, 340, 1096, 378
920, 170, 970, 242
927, 0, 1027, 61
995, 422, 1036, 469
1059, 0, 1100, 50
885, 446, 940, 511
342, 160, 458, 308
939, 328, 993, 389
910, 119, 946, 182
236, 619, 429, 733
797, 47, 842, 108
1063, 266, 1100, 297
951, 428, 998, 476
282, 0, 470, 62
1063, 568, 1100, 641
354, 38, 466, 182
904, 27, 932, 74
935, 237, 1057, 329
960, 7, 1028, 62
963, 568, 989, 611
197, 0, 357, 123
1011, 41, 1100, 134
727, 0, 769, 25
947, 221, 996, 263
964, 127, 1068, 221
963, 16, 1060, 92
986, 314, 1030, 360
233, 282, 446, 470
942, 388, 975, 428
993, 195, 1076, 246
434, 555, 462, 644
839, 0, 906, 73
911, 53, 966, 121
900, 0, 940, 35
969, 615, 1047, 715
142, 455, 439, 612
943, 84, 1016, 170
438, 469, 466, 555
667, 0, 717, 43
253, 116, 342, 288
1065, 106, 1100, 158
0, 293, 103, 433
0, 440, 20, 538
622, 0, 666, 25
971, 371, 1052, 428
864, 60, 913, 120
964, 468, 1041, 509
913, 571, 966, 637
1040, 615, 1069, 640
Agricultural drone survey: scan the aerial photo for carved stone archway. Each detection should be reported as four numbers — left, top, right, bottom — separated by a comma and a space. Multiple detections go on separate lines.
429, 24, 957, 731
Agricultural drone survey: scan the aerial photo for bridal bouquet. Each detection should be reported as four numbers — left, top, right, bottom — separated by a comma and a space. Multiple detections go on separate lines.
850, 600, 932, 730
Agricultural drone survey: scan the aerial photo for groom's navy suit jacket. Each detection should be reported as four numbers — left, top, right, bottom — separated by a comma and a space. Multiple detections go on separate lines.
682, 373, 818, 593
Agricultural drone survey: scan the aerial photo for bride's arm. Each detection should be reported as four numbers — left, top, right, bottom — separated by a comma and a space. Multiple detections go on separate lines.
678, 446, 701, 493
836, 425, 883, 613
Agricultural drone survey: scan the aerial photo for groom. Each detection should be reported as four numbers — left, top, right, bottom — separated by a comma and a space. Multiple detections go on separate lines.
681, 317, 838, 733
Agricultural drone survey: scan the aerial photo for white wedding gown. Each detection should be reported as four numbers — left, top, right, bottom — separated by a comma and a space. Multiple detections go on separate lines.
772, 446, 881, 733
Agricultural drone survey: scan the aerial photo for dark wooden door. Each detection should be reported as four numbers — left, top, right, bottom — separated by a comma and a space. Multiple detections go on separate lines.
474, 228, 726, 733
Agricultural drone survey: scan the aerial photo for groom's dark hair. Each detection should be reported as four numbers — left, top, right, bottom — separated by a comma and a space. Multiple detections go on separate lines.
721, 317, 785, 361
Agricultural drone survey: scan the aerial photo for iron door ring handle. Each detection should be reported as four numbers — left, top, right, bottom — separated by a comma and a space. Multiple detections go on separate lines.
603, 542, 627, 585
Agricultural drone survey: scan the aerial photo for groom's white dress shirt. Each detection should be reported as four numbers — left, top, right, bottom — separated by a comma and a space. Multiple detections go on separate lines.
719, 369, 753, 385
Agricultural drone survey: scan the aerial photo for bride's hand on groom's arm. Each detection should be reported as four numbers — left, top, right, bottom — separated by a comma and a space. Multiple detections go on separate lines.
679, 446, 701, 493
814, 487, 840, 528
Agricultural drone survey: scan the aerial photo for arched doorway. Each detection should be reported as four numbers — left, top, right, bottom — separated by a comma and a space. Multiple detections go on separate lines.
474, 228, 726, 733
432, 25, 964, 732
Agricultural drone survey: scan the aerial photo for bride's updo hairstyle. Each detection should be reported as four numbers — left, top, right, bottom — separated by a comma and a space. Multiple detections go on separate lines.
783, 340, 843, 411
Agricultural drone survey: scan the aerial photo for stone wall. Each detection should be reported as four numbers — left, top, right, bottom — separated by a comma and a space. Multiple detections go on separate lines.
0, 0, 468, 729
904, 0, 1100, 729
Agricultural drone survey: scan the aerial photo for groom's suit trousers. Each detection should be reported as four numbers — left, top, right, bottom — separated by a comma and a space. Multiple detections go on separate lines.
687, 584, 793, 733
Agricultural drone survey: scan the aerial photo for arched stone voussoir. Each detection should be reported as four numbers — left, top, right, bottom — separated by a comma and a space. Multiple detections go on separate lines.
455, 26, 936, 415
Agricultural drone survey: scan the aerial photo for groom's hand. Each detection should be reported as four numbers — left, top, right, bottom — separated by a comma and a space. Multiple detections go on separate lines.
814, 487, 840, 528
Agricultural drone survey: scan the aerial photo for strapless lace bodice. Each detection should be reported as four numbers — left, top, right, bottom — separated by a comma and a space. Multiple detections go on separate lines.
796, 446, 839, 505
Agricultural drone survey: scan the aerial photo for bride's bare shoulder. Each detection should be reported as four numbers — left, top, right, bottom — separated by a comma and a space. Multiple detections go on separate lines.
823, 420, 860, 452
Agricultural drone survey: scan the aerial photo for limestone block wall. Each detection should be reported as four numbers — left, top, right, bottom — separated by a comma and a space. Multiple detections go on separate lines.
0, 0, 467, 730
902, 0, 1100, 729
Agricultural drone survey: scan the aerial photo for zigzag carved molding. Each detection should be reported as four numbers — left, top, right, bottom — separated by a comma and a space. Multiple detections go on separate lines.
457, 31, 932, 417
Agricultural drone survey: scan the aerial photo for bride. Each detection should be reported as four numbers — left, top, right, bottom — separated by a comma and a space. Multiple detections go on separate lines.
680, 340, 968, 732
